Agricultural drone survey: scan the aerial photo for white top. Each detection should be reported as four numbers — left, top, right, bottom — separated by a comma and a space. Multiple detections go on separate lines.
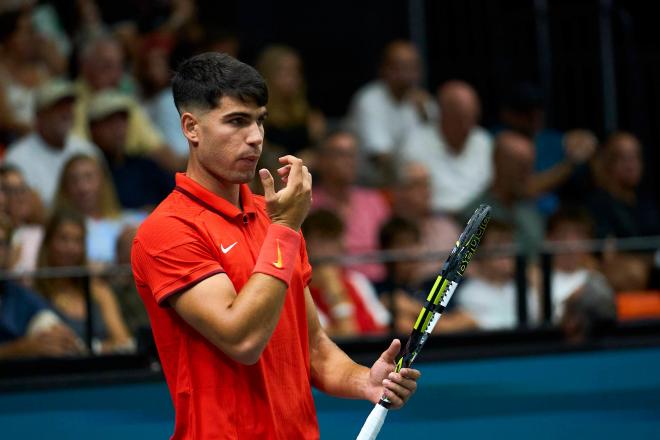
4, 132, 98, 207
401, 124, 493, 213
457, 277, 538, 330
550, 269, 590, 322
346, 80, 437, 156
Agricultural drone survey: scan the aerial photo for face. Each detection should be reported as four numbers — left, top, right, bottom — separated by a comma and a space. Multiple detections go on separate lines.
49, 220, 85, 267
388, 230, 420, 282
1, 170, 33, 224
305, 232, 343, 260
396, 163, 431, 216
90, 112, 128, 153
64, 159, 102, 216
495, 134, 535, 197
381, 43, 421, 96
270, 53, 302, 98
319, 134, 358, 186
84, 41, 124, 91
185, 96, 267, 185
143, 48, 171, 90
548, 221, 591, 272
609, 136, 642, 189
37, 99, 75, 145
478, 230, 515, 284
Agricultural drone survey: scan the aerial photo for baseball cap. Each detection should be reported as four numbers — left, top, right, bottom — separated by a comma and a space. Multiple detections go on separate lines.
34, 79, 76, 112
87, 90, 132, 122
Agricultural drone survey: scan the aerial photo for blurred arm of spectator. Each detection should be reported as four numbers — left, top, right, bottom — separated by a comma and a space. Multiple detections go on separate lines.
91, 277, 133, 353
0, 321, 84, 359
527, 129, 597, 197
310, 265, 359, 337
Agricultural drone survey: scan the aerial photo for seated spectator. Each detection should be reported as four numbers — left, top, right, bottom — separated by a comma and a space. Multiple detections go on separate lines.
53, 154, 146, 265
35, 210, 134, 354
0, 217, 84, 359
455, 220, 539, 330
303, 209, 389, 337
312, 131, 390, 281
401, 80, 494, 213
461, 131, 545, 258
346, 40, 437, 185
87, 91, 174, 211
136, 33, 189, 157
109, 225, 149, 334
256, 45, 326, 157
4, 79, 99, 207
392, 161, 461, 282
375, 216, 475, 334
73, 33, 184, 172
588, 132, 660, 291
545, 205, 603, 322
0, 7, 54, 127
496, 82, 597, 214
0, 165, 45, 273
561, 272, 617, 344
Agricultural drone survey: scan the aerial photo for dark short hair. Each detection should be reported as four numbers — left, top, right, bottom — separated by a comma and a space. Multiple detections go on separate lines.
302, 209, 344, 239
546, 204, 594, 237
172, 52, 268, 114
379, 216, 420, 250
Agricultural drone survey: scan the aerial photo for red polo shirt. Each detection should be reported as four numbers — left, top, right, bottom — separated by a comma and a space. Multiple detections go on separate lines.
131, 173, 319, 439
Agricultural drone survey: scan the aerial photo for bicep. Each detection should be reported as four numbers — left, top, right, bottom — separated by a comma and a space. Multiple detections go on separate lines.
168, 273, 239, 347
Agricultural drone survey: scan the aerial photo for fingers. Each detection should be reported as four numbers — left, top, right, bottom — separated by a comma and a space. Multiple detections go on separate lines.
379, 339, 401, 364
280, 156, 303, 187
383, 369, 420, 409
259, 169, 276, 200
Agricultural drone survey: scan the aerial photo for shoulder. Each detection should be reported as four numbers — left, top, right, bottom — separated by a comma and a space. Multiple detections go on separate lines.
352, 81, 386, 105
2, 281, 50, 311
67, 134, 98, 154
134, 193, 207, 254
5, 134, 37, 159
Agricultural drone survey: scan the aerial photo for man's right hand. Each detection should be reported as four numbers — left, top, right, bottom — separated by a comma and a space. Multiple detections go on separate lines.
23, 324, 86, 357
259, 155, 312, 231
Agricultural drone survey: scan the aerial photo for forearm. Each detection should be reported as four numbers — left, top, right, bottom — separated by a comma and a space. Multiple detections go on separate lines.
310, 330, 370, 400
529, 161, 573, 196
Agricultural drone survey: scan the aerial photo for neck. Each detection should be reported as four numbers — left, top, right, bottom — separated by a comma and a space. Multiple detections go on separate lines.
187, 162, 241, 208
38, 131, 66, 150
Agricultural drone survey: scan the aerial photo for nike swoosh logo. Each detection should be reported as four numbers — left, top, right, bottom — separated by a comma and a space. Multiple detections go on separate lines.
220, 242, 238, 254
272, 239, 283, 269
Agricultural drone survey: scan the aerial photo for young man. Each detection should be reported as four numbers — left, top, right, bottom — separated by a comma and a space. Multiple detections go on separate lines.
131, 53, 420, 439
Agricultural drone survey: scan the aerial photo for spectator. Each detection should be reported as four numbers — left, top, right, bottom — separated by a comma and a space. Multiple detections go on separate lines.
109, 224, 149, 334
346, 40, 437, 185
455, 220, 539, 330
545, 205, 603, 322
0, 165, 45, 273
401, 80, 493, 213
312, 131, 390, 281
392, 161, 461, 282
53, 154, 145, 265
375, 216, 474, 334
87, 90, 174, 211
4, 79, 99, 207
588, 132, 660, 291
73, 33, 184, 172
0, 217, 84, 359
256, 45, 326, 156
0, 7, 57, 127
35, 210, 134, 354
497, 82, 597, 214
136, 33, 189, 157
561, 272, 617, 344
462, 131, 545, 257
302, 209, 389, 337
0, 78, 29, 150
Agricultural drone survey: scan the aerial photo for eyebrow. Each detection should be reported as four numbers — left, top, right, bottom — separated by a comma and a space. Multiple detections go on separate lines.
222, 110, 269, 120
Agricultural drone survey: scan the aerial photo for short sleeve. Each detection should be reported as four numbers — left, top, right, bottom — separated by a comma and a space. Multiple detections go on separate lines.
299, 233, 312, 287
132, 238, 225, 305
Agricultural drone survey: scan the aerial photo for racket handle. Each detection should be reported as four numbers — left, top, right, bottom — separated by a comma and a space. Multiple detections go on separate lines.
356, 403, 389, 440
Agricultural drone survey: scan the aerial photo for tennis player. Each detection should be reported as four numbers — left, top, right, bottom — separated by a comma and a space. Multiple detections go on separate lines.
131, 52, 420, 439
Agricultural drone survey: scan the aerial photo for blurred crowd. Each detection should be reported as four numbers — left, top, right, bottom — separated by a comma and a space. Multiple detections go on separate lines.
1, 0, 659, 360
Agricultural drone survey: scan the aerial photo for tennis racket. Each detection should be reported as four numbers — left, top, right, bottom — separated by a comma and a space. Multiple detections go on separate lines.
356, 204, 491, 440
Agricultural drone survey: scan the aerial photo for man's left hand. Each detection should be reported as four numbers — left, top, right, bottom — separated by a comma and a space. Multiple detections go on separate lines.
365, 339, 421, 409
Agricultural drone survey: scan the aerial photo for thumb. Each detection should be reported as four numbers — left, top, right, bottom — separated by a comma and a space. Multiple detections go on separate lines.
380, 339, 401, 364
259, 169, 276, 200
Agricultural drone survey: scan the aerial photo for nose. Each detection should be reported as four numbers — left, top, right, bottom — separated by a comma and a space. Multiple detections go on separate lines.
246, 121, 264, 147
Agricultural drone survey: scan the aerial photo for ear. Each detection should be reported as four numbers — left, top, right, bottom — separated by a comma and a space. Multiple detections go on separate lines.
181, 112, 200, 145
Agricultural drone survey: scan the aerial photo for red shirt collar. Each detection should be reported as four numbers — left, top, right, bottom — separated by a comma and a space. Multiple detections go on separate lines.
174, 173, 257, 221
